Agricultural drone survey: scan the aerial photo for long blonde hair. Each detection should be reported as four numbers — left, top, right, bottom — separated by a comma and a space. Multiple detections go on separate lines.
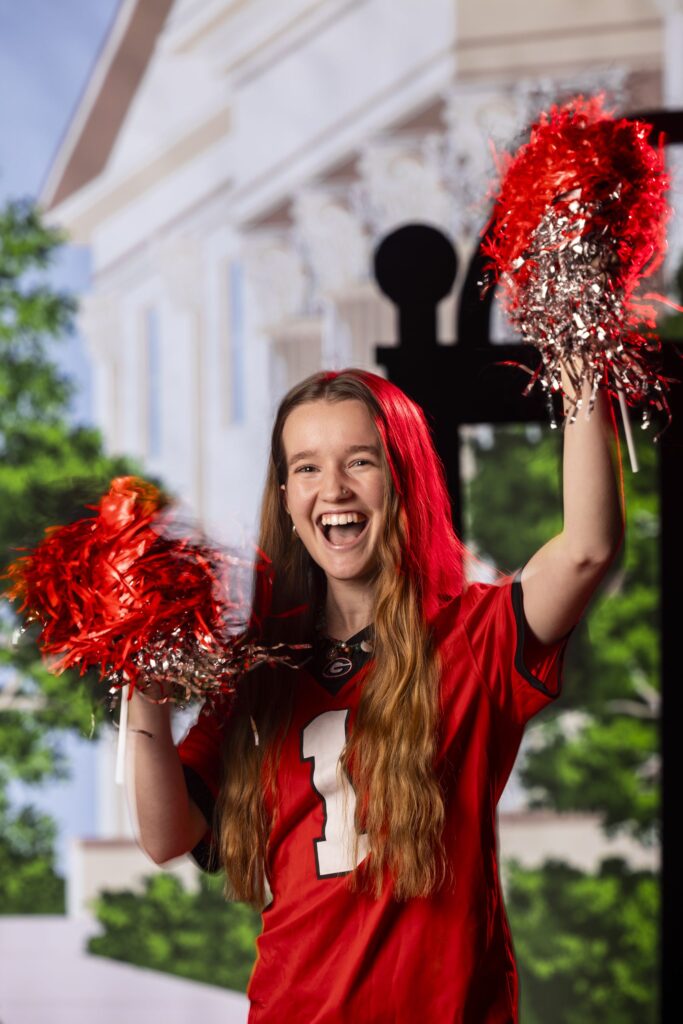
216, 369, 467, 903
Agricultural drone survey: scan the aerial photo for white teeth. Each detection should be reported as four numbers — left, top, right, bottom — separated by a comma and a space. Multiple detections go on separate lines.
320, 512, 367, 527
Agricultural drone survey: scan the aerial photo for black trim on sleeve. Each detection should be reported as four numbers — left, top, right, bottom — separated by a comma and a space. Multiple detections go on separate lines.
511, 570, 568, 699
182, 764, 221, 874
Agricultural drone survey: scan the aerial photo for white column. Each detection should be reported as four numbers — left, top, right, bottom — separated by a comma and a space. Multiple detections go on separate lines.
78, 293, 122, 454
154, 236, 206, 518
657, 1, 683, 274
659, 0, 683, 104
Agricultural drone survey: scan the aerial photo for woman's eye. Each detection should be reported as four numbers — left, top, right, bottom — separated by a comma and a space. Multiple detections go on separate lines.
294, 460, 372, 473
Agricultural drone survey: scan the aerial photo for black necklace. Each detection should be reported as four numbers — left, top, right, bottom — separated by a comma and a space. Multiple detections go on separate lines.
318, 631, 374, 659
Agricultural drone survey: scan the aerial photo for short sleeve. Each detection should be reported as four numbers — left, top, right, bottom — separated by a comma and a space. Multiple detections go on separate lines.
177, 697, 232, 873
460, 569, 574, 727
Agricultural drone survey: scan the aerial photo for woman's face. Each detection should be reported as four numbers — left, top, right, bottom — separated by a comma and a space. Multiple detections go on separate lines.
281, 399, 387, 584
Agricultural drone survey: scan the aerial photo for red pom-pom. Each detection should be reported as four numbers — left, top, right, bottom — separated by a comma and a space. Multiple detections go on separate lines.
4, 477, 306, 702
484, 95, 668, 291
482, 94, 675, 430
5, 477, 227, 677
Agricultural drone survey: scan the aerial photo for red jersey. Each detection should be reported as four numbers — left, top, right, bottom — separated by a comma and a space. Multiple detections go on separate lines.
178, 571, 572, 1023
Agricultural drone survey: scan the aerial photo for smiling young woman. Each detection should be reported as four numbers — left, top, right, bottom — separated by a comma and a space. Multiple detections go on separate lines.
129, 366, 623, 1023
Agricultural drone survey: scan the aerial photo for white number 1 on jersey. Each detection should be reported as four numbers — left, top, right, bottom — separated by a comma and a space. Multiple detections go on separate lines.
301, 709, 370, 877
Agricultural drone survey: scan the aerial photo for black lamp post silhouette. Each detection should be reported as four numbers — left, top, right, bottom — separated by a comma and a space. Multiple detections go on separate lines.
374, 223, 549, 539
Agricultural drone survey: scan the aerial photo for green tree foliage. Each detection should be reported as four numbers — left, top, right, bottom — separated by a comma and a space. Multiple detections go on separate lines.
521, 713, 657, 842
0, 784, 64, 912
88, 873, 261, 992
0, 202, 130, 557
508, 858, 658, 1024
0, 198, 142, 912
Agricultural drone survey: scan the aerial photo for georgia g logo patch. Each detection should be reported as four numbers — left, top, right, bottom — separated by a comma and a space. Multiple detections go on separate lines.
322, 656, 353, 678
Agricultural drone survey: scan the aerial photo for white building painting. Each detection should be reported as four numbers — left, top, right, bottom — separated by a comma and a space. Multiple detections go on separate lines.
41, 0, 669, 549
7, 0, 669, 1017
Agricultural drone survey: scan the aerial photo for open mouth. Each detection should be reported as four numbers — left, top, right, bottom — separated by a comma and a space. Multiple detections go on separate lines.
317, 514, 369, 549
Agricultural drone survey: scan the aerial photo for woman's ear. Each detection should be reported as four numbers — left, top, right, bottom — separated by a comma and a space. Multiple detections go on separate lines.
280, 483, 289, 515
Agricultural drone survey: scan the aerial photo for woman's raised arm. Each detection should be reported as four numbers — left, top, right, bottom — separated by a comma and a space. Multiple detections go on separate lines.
519, 362, 625, 645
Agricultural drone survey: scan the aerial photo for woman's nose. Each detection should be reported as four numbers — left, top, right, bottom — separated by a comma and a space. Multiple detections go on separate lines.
319, 470, 351, 500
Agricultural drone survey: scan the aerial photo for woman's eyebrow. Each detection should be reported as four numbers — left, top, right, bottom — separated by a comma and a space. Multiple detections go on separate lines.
287, 449, 316, 466
287, 444, 380, 467
347, 443, 380, 457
